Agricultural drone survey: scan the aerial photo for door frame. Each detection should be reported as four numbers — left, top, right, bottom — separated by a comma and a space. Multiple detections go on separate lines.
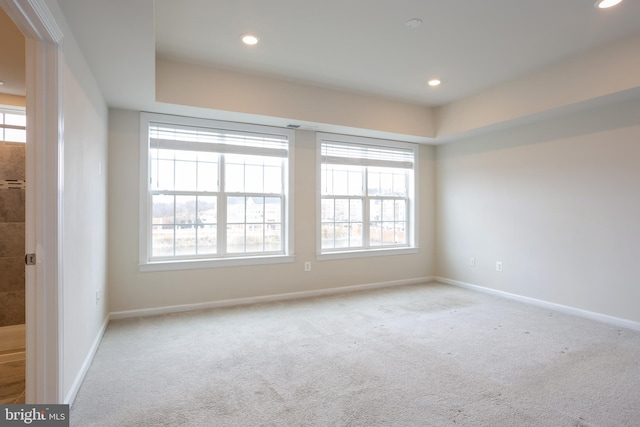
0, 0, 64, 403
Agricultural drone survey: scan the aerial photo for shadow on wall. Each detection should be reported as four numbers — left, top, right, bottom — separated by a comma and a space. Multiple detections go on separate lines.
438, 91, 640, 159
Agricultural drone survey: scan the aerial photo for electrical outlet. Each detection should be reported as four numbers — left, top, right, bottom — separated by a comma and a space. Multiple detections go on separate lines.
304, 261, 311, 272
496, 261, 503, 272
470, 257, 476, 267
95, 290, 101, 305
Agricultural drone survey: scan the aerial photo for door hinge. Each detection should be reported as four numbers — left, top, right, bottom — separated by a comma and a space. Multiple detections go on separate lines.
25, 253, 36, 265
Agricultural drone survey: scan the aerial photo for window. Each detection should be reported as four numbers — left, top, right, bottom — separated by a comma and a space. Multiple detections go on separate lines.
318, 133, 417, 258
140, 113, 294, 270
0, 107, 26, 143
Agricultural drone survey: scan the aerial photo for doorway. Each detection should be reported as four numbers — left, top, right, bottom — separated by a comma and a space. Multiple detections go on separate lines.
0, 0, 63, 404
0, 6, 27, 405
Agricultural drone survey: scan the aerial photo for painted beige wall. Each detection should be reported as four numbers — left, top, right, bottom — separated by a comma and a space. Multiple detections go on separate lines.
435, 95, 640, 323
156, 59, 436, 141
0, 94, 25, 107
49, 2, 110, 403
108, 108, 435, 313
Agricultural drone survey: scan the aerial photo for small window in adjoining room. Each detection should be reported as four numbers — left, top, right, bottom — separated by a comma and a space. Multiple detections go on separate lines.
0, 107, 26, 143
317, 133, 418, 259
139, 113, 295, 271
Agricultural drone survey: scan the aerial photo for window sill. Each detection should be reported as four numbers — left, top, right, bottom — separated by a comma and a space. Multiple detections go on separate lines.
317, 247, 419, 261
139, 255, 295, 272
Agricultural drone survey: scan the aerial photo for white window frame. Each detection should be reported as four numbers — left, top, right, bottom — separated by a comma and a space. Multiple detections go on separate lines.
139, 112, 295, 271
316, 132, 418, 260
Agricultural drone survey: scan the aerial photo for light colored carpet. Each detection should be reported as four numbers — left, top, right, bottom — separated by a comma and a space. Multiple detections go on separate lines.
70, 282, 640, 426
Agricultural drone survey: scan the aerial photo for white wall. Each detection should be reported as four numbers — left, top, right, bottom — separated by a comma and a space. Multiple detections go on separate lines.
156, 58, 436, 142
49, 2, 109, 403
436, 33, 640, 139
108, 108, 435, 313
436, 95, 640, 323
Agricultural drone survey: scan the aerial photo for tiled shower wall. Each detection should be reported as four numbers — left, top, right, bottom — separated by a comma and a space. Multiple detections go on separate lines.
0, 144, 25, 327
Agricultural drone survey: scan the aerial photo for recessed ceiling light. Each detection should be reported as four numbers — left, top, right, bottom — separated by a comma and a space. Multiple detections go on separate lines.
405, 18, 423, 29
428, 79, 441, 87
241, 34, 260, 45
595, 0, 623, 8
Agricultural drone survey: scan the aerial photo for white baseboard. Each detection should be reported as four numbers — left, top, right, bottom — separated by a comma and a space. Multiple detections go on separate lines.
64, 316, 109, 406
436, 277, 640, 332
110, 276, 435, 320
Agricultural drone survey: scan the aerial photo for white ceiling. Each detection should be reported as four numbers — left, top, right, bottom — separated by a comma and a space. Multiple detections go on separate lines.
55, 0, 640, 112
1, 0, 636, 137
152, 0, 640, 106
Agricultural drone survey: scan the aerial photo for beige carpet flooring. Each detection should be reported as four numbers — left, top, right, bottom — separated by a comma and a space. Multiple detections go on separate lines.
70, 282, 640, 426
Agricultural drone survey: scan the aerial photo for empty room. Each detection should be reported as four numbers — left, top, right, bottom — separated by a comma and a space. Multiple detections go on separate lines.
1, 0, 639, 425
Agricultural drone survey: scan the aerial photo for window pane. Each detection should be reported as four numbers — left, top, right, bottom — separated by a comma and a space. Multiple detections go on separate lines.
395, 200, 406, 221
225, 163, 244, 192
382, 222, 395, 244
175, 160, 196, 191
370, 222, 381, 246
245, 164, 263, 193
197, 161, 218, 192
5, 113, 25, 127
155, 148, 175, 160
321, 223, 335, 249
175, 227, 196, 255
154, 159, 174, 191
197, 225, 217, 255
265, 197, 281, 223
197, 196, 217, 225
349, 223, 363, 247
175, 150, 197, 161
333, 169, 348, 195
264, 165, 282, 193
321, 168, 332, 195
395, 222, 406, 245
227, 224, 245, 253
4, 129, 26, 143
335, 199, 349, 222
368, 171, 380, 196
380, 173, 393, 196
334, 223, 350, 248
247, 197, 264, 223
151, 195, 175, 257
382, 200, 395, 221
348, 170, 363, 196
321, 199, 334, 221
176, 195, 196, 226
152, 225, 174, 257
246, 224, 264, 252
393, 174, 406, 196
227, 196, 245, 223
152, 195, 174, 225
370, 199, 381, 222
265, 224, 282, 251
350, 199, 362, 222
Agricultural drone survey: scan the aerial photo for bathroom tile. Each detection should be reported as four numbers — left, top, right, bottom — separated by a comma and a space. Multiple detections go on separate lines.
0, 291, 25, 327
0, 145, 25, 181
0, 189, 25, 222
0, 360, 25, 404
0, 223, 25, 257
0, 257, 24, 293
